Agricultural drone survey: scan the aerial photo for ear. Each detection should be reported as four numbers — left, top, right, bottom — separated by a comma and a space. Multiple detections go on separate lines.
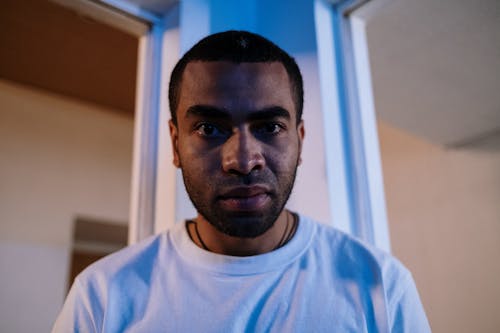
169, 119, 181, 168
297, 120, 305, 165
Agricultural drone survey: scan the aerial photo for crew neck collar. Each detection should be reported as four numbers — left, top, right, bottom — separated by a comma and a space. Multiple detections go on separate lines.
170, 214, 316, 275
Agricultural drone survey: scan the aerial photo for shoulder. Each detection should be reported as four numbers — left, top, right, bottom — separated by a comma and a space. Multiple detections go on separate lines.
76, 231, 168, 289
301, 215, 412, 295
299, 215, 430, 331
52, 232, 172, 332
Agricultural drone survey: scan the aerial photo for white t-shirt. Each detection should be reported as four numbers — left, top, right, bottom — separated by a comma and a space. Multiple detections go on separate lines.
52, 215, 431, 332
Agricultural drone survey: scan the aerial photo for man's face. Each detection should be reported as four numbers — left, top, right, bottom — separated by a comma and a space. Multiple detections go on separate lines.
170, 61, 304, 238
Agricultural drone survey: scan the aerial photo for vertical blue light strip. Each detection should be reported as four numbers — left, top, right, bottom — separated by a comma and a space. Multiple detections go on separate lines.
336, 0, 376, 244
134, 23, 165, 240
349, 9, 391, 251
315, 0, 353, 233
315, 0, 390, 249
330, 5, 362, 238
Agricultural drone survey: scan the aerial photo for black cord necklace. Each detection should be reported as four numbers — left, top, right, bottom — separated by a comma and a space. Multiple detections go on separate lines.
186, 212, 299, 253
192, 219, 210, 250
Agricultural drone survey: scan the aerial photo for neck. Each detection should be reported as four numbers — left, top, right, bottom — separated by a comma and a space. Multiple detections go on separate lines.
189, 210, 295, 256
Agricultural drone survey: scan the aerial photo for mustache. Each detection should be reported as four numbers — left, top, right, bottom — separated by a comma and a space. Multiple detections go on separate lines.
218, 171, 275, 187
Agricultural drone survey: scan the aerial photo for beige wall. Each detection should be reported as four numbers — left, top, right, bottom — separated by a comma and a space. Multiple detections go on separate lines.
0, 79, 133, 332
379, 121, 500, 333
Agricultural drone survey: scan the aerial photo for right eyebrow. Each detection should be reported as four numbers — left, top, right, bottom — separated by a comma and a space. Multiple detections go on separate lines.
185, 105, 231, 120
246, 106, 291, 122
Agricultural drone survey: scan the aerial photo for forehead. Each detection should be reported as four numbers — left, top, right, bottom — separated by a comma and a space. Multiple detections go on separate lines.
177, 61, 295, 119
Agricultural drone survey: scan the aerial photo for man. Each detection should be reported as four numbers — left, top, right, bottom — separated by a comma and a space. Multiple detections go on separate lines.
53, 31, 430, 332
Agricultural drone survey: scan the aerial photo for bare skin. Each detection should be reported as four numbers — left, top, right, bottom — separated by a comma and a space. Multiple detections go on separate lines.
169, 61, 304, 256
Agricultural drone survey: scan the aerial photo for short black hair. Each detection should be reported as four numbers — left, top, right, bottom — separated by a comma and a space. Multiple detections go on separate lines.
168, 30, 303, 125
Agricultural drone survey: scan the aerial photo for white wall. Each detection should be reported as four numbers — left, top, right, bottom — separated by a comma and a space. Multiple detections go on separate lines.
287, 53, 330, 224
0, 79, 133, 332
379, 120, 500, 333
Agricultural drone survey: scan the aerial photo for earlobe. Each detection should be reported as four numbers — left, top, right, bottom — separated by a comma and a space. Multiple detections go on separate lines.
169, 120, 181, 168
297, 120, 305, 165
298, 120, 305, 142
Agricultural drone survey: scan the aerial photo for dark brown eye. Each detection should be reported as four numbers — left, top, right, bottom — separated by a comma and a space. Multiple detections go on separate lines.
196, 123, 224, 138
265, 124, 281, 134
254, 123, 284, 136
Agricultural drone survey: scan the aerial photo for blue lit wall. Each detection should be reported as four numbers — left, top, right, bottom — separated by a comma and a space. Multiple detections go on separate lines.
180, 0, 317, 54
255, 0, 317, 54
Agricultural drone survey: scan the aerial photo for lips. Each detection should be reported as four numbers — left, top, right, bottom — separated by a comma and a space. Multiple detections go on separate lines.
218, 185, 271, 211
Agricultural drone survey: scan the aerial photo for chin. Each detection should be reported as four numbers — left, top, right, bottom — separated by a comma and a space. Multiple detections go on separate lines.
210, 213, 276, 239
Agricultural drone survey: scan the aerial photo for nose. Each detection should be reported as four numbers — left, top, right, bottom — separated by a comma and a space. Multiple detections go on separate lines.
222, 128, 265, 175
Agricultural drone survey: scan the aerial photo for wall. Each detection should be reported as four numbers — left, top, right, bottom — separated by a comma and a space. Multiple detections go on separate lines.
378, 120, 500, 333
0, 79, 133, 332
286, 54, 330, 224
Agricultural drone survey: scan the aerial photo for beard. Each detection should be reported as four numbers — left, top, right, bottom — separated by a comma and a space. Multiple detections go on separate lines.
180, 161, 299, 238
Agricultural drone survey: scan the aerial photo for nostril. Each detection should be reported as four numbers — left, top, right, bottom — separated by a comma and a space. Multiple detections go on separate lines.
225, 159, 262, 176
221, 129, 266, 175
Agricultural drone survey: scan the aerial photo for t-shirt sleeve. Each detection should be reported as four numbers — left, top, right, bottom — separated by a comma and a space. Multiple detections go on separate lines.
51, 278, 99, 333
391, 273, 432, 332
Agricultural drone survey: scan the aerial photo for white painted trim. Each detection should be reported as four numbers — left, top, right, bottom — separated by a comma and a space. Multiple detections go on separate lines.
49, 0, 150, 36
154, 6, 181, 234
351, 14, 391, 252
129, 25, 164, 244
338, 0, 376, 243
349, 0, 394, 23
314, 0, 391, 251
314, 0, 353, 233
98, 0, 164, 24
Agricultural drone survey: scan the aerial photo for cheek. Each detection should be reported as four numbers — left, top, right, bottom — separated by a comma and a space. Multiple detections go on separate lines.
265, 149, 299, 174
179, 144, 221, 172
269, 139, 300, 160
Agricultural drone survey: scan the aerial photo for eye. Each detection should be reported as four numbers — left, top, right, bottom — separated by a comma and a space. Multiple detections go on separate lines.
195, 123, 225, 138
254, 122, 285, 136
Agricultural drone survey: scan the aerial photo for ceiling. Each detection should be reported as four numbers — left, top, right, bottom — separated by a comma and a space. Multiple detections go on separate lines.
119, 0, 500, 150
4, 0, 497, 147
355, 0, 500, 149
0, 0, 138, 116
114, 0, 178, 16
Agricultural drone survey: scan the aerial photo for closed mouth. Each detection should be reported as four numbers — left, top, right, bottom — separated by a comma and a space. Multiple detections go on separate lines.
218, 185, 270, 199
218, 186, 271, 211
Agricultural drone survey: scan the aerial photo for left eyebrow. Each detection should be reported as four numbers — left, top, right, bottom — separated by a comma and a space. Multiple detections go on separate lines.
185, 105, 231, 120
247, 106, 291, 122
